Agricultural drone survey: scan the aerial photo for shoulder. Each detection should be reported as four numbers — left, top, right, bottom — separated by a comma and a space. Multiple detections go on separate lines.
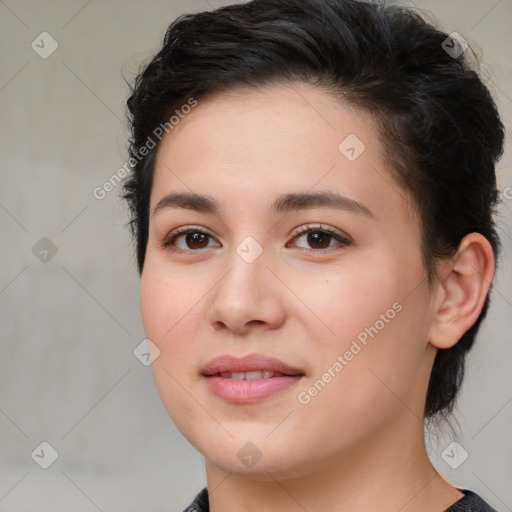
445, 488, 498, 512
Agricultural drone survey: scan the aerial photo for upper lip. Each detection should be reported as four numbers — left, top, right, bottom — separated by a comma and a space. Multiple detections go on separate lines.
201, 353, 305, 376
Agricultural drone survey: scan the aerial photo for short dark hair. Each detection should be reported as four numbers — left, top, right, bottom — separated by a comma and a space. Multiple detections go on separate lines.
123, 0, 505, 420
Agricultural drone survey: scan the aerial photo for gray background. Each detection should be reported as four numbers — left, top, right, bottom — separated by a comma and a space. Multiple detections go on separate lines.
0, 1, 510, 511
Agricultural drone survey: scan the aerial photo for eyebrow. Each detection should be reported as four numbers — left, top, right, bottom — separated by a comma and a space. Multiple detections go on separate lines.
152, 190, 374, 218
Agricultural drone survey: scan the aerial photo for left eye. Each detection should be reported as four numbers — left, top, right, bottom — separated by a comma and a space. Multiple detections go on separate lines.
288, 226, 350, 252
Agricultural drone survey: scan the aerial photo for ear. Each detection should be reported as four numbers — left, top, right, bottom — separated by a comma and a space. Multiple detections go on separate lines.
428, 233, 495, 350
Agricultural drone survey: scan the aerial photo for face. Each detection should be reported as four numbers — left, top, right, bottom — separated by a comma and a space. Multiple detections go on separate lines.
140, 83, 439, 479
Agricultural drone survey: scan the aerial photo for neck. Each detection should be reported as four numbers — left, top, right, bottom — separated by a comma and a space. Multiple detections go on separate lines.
205, 414, 463, 512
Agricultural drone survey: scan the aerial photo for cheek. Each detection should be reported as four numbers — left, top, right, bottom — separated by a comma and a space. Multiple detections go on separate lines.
140, 264, 206, 430
139, 263, 205, 384
140, 260, 208, 341
297, 258, 430, 395
298, 263, 400, 346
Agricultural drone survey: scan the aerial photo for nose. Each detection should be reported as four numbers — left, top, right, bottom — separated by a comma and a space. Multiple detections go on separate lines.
207, 246, 286, 336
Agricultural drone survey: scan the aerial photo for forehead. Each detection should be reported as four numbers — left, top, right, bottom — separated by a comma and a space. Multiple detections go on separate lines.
151, 83, 417, 225
156, 83, 374, 164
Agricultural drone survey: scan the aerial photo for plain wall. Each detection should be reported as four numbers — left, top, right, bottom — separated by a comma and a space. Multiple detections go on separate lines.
0, 1, 511, 511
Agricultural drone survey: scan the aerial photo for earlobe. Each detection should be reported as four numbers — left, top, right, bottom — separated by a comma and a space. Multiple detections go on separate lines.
428, 233, 495, 350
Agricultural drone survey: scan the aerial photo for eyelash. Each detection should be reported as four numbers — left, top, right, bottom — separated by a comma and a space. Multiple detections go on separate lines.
161, 224, 351, 256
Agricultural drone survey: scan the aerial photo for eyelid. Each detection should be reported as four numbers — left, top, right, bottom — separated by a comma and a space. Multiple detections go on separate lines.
290, 223, 350, 241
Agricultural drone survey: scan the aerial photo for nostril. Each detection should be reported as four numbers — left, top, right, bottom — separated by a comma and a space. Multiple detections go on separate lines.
248, 319, 265, 326
210, 320, 225, 331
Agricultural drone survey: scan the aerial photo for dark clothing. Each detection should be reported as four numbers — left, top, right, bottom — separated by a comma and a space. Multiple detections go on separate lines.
445, 489, 498, 511
182, 487, 498, 511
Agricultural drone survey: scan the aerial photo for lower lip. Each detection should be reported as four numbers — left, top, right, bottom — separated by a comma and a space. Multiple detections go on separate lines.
204, 375, 303, 403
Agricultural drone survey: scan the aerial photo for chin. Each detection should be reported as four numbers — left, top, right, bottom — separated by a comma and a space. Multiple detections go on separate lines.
206, 448, 303, 479
186, 427, 306, 477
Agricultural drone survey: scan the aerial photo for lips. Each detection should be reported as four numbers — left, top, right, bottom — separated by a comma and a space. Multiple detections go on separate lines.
201, 353, 305, 403
201, 354, 305, 377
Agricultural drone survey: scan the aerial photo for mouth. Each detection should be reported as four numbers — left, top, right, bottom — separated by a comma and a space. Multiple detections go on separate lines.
201, 353, 305, 376
201, 353, 305, 403
214, 370, 289, 380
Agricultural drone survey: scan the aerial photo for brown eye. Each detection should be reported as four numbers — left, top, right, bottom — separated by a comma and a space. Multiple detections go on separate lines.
161, 227, 220, 252
305, 231, 332, 249
289, 225, 351, 254
184, 232, 209, 249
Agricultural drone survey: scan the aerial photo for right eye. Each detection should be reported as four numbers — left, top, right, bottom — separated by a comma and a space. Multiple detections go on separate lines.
161, 226, 221, 253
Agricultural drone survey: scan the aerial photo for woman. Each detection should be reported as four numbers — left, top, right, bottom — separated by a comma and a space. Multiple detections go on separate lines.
123, 0, 504, 510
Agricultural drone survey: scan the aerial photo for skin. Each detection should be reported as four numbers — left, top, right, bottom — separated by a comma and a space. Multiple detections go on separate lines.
139, 83, 494, 512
